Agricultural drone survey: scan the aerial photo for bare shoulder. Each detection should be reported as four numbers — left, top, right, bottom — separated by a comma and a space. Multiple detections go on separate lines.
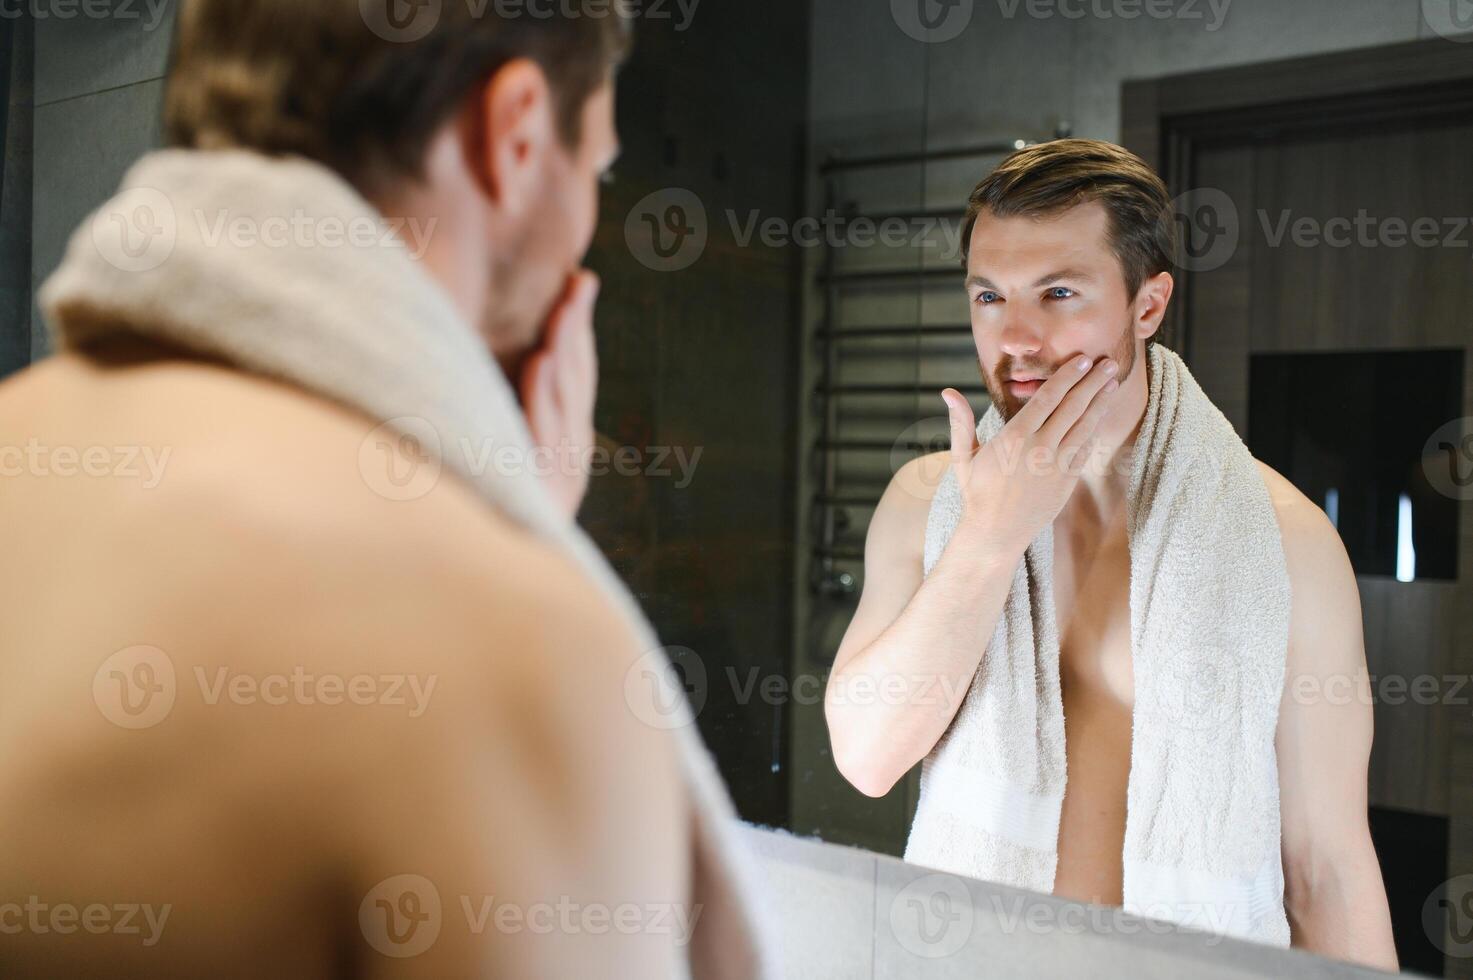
876, 450, 949, 531
894, 450, 952, 505
1253, 459, 1363, 662
851, 450, 948, 574
1254, 458, 1351, 577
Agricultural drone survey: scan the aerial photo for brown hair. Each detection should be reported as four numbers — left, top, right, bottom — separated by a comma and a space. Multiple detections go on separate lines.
960, 138, 1176, 349
164, 0, 632, 195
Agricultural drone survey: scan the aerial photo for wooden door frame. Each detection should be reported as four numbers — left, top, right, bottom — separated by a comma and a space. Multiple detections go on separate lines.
1120, 36, 1473, 365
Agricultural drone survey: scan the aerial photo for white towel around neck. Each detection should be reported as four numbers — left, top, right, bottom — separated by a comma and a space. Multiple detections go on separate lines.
906, 342, 1294, 948
38, 147, 773, 979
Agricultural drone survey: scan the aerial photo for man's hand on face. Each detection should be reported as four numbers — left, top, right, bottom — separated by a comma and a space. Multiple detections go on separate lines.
519, 270, 600, 518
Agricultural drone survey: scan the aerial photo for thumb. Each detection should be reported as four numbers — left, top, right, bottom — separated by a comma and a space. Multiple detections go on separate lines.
942, 388, 977, 483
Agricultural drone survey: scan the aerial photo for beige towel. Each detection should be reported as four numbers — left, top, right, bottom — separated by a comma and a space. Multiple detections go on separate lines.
907, 342, 1293, 947
39, 147, 772, 979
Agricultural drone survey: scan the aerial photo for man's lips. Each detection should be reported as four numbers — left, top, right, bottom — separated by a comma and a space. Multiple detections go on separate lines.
1005, 376, 1046, 395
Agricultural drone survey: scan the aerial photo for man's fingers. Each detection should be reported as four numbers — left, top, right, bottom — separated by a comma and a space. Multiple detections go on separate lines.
549, 271, 600, 401
521, 349, 558, 447
942, 388, 977, 482
542, 271, 596, 350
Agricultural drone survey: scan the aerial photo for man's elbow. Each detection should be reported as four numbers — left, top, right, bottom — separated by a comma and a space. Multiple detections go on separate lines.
826, 708, 907, 798
832, 744, 902, 798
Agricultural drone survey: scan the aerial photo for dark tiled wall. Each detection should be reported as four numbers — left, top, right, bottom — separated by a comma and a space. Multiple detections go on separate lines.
1, 15, 33, 377
28, 2, 174, 363
581, 6, 811, 827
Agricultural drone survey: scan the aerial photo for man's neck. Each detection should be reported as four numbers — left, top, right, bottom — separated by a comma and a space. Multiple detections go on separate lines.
1068, 346, 1151, 519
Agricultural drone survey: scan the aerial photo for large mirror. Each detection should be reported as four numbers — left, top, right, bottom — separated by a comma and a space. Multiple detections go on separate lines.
6, 1, 1472, 976
577, 7, 1473, 976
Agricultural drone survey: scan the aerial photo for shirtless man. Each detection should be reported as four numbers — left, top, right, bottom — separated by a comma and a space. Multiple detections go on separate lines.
824, 140, 1398, 970
0, 4, 756, 977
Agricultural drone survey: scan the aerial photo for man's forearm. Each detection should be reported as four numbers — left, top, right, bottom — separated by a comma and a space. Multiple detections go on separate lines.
826, 519, 1028, 797
1286, 840, 1399, 972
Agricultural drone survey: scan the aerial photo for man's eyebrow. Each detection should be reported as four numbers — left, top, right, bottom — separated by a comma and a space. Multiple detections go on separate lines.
964, 268, 1097, 291
1032, 268, 1096, 287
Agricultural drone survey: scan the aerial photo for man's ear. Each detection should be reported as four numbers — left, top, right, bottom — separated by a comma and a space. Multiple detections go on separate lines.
1134, 270, 1175, 339
466, 58, 556, 218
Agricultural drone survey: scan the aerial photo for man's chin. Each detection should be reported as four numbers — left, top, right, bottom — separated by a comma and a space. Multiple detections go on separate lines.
990, 388, 1025, 422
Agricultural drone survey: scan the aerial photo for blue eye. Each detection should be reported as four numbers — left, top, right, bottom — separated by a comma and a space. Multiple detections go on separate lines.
1047, 286, 1075, 300
976, 291, 999, 305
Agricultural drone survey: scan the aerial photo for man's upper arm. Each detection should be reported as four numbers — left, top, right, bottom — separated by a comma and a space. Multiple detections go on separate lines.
1267, 464, 1374, 874
830, 452, 947, 675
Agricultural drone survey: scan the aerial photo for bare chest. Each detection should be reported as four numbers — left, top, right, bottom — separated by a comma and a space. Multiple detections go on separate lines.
1050, 504, 1136, 904
1052, 506, 1134, 707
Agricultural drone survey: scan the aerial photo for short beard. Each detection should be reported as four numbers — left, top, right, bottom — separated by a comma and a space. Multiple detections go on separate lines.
985, 316, 1137, 423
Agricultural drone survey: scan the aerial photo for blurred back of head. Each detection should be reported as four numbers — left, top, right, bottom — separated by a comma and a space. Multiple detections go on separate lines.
164, 0, 631, 197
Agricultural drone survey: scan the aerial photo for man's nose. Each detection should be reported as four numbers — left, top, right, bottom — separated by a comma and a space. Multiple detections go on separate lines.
997, 307, 1044, 357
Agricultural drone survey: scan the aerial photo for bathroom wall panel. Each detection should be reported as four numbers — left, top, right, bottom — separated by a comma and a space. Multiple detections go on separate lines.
34, 0, 175, 107
31, 78, 166, 358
